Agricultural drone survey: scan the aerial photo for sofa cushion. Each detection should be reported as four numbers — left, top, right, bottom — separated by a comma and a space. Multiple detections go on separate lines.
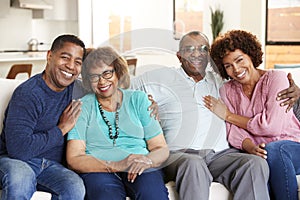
0, 190, 51, 200
1, 75, 300, 200
0, 78, 24, 132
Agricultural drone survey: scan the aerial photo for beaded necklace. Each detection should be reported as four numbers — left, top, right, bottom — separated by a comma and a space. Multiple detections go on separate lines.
98, 102, 120, 146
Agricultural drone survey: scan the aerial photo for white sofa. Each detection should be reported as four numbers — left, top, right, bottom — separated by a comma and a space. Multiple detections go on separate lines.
1, 71, 300, 199
0, 78, 232, 200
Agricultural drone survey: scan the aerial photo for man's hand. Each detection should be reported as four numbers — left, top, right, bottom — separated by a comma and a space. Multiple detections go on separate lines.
277, 73, 300, 112
147, 94, 159, 120
58, 99, 82, 135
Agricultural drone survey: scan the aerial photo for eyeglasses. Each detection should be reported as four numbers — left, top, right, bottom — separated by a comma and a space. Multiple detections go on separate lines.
88, 69, 115, 82
181, 45, 209, 54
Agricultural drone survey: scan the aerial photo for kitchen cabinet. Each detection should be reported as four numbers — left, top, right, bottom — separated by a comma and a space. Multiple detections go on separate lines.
33, 0, 77, 21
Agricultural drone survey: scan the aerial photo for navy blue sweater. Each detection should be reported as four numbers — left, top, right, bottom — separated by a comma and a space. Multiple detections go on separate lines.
0, 73, 74, 162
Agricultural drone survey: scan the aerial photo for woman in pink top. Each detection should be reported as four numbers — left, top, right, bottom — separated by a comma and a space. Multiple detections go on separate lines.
204, 30, 300, 200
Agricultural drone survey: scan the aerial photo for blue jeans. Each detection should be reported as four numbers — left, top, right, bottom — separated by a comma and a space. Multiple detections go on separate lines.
266, 140, 300, 200
80, 169, 168, 200
0, 156, 36, 200
0, 156, 85, 200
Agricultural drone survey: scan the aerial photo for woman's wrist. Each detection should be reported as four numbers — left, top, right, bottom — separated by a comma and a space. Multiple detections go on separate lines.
105, 160, 112, 173
105, 160, 119, 173
242, 138, 254, 154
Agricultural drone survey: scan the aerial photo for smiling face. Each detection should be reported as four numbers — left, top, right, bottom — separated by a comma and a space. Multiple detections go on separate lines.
177, 34, 210, 82
44, 42, 84, 92
222, 49, 256, 84
89, 61, 118, 101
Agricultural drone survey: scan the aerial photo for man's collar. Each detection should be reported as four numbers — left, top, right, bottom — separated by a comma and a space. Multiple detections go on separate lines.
178, 67, 212, 83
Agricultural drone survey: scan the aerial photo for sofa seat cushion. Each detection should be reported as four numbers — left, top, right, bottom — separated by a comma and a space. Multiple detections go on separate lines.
0, 190, 51, 200
166, 181, 233, 200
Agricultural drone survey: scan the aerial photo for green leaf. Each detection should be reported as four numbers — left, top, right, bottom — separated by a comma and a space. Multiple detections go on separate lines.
210, 7, 224, 41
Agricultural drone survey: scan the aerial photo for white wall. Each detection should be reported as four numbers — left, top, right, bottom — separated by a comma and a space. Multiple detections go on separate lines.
0, 0, 78, 51
203, 0, 265, 45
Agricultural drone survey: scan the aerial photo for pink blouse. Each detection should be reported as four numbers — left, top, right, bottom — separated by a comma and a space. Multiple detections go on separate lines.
220, 70, 300, 149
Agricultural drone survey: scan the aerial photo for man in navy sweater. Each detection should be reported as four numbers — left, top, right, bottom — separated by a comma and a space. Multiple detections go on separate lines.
0, 34, 86, 199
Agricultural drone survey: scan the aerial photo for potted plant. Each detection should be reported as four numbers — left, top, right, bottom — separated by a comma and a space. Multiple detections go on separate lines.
210, 7, 224, 41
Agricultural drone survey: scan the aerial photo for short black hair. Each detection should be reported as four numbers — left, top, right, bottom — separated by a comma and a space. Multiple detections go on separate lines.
50, 34, 86, 60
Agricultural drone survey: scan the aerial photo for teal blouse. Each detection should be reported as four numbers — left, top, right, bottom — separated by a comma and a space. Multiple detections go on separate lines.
68, 89, 162, 161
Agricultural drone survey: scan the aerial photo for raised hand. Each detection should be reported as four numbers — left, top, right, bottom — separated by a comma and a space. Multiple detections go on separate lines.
58, 99, 82, 135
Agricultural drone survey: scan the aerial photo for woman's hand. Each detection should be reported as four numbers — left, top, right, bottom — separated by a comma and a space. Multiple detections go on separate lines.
242, 138, 267, 159
122, 134, 168, 183
248, 143, 267, 159
203, 95, 228, 120
111, 154, 152, 183
277, 73, 300, 112
126, 154, 153, 183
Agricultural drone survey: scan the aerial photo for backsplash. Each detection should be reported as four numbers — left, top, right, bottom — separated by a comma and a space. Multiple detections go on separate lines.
0, 7, 78, 51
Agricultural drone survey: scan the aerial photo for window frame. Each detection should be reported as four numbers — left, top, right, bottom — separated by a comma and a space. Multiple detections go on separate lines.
266, 0, 300, 45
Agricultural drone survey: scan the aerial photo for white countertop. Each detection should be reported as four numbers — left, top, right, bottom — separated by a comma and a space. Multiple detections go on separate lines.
0, 52, 46, 62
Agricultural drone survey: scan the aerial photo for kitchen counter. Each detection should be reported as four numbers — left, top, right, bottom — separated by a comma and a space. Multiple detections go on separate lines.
0, 52, 47, 79
0, 52, 46, 62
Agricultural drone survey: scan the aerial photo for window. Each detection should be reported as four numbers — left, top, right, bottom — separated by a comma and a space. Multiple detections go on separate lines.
266, 0, 300, 45
108, 0, 133, 52
173, 0, 203, 39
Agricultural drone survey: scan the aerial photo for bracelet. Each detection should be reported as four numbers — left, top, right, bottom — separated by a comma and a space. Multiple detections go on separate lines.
105, 161, 112, 173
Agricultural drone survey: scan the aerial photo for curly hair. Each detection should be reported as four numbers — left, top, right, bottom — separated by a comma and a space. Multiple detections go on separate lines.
81, 46, 129, 92
210, 30, 263, 79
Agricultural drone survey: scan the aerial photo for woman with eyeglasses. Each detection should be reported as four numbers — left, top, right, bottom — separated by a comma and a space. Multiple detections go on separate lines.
66, 46, 169, 200
204, 30, 300, 200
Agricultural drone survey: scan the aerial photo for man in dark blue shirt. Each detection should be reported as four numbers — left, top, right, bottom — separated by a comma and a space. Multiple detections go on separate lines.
0, 34, 86, 199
